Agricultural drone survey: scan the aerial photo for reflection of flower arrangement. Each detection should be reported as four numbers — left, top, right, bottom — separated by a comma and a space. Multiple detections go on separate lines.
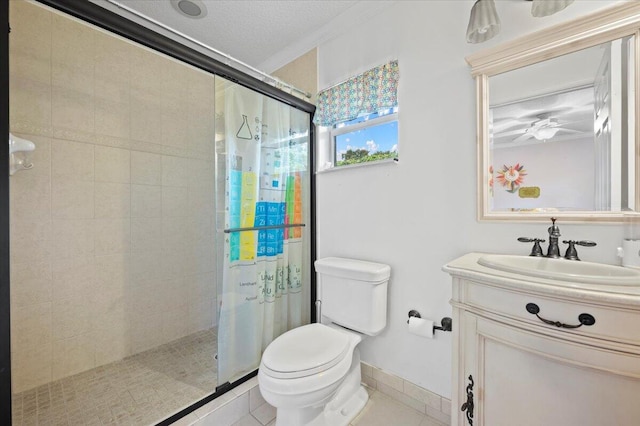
497, 163, 527, 193
488, 165, 494, 196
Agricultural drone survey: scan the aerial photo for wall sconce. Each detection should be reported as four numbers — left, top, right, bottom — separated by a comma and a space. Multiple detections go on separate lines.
467, 0, 501, 44
467, 0, 575, 44
9, 133, 35, 176
531, 0, 575, 18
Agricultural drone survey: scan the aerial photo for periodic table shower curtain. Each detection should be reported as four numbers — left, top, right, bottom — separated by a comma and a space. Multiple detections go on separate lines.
217, 82, 306, 384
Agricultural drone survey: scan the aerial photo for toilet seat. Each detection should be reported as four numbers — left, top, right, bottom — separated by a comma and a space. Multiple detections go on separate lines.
261, 323, 350, 379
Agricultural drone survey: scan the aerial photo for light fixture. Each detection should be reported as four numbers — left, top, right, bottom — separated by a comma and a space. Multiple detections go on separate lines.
466, 0, 501, 44
531, 0, 574, 18
170, 0, 208, 19
533, 127, 560, 141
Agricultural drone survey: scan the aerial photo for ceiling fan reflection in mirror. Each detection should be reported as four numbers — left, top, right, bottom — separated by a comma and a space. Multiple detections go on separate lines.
491, 86, 593, 148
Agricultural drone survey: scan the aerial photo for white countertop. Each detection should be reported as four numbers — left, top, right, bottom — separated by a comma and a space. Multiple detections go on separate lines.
443, 253, 640, 308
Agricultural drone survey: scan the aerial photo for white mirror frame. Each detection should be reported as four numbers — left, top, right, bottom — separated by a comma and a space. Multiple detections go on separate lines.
467, 3, 640, 223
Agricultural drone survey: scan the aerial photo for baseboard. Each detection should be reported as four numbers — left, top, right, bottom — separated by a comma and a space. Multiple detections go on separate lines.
360, 362, 451, 425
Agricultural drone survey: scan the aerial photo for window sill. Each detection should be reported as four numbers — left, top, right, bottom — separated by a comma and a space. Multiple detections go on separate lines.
316, 157, 398, 174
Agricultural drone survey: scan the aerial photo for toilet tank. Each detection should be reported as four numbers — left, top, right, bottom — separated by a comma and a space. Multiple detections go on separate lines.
315, 257, 390, 336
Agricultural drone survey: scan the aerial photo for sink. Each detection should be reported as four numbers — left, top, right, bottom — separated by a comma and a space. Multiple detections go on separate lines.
477, 254, 640, 285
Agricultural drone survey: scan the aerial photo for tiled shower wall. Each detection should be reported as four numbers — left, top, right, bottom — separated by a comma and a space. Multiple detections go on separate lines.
9, 0, 218, 393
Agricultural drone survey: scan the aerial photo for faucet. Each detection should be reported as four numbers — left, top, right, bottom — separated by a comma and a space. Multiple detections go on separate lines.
546, 217, 561, 258
518, 217, 597, 260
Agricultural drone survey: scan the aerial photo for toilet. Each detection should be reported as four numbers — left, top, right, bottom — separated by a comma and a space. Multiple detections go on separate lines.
258, 257, 390, 426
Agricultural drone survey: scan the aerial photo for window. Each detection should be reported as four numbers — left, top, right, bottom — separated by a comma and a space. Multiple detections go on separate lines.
314, 60, 399, 171
332, 107, 398, 167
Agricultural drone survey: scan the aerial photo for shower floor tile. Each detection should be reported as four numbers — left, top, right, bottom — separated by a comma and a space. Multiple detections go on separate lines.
12, 327, 218, 426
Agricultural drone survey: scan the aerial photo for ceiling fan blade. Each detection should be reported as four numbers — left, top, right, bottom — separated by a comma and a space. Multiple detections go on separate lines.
512, 132, 534, 144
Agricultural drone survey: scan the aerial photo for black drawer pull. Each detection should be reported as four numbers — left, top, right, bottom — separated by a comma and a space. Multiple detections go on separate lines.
526, 303, 595, 328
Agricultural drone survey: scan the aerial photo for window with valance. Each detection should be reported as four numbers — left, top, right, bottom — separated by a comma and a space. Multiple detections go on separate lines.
314, 60, 399, 170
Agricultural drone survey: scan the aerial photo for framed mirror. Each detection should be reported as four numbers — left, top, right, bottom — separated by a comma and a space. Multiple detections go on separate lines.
467, 3, 640, 222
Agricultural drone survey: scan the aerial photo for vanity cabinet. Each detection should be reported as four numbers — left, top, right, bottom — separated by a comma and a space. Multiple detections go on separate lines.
444, 253, 640, 426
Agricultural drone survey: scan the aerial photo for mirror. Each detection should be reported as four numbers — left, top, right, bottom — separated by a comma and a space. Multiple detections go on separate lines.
467, 3, 640, 222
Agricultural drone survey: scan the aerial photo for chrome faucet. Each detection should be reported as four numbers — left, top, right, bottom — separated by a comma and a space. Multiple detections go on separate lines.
518, 217, 597, 260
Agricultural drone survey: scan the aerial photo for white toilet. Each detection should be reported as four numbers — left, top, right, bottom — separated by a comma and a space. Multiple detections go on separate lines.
258, 257, 390, 426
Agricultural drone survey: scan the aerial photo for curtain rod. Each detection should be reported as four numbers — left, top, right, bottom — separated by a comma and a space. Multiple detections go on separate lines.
102, 0, 312, 99
319, 59, 398, 93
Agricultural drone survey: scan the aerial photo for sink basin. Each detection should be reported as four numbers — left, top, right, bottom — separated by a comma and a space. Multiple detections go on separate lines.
477, 254, 640, 285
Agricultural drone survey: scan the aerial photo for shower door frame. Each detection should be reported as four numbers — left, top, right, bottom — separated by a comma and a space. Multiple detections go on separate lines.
1, 1, 11, 423
2, 0, 317, 423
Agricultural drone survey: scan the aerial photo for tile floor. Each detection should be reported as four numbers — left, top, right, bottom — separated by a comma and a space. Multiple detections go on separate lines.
187, 382, 448, 426
11, 328, 218, 425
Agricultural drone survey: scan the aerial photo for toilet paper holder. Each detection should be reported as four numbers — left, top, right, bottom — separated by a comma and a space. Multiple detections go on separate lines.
407, 310, 452, 332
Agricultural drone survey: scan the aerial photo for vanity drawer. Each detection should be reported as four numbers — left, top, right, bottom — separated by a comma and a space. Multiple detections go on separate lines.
463, 280, 640, 347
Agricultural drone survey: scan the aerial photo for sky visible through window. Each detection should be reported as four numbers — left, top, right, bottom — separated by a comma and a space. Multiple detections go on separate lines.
335, 121, 398, 160
334, 108, 398, 165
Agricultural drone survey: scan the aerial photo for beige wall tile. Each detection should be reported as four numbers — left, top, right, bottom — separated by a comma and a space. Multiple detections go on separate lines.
94, 326, 131, 366
96, 98, 130, 140
186, 272, 216, 306
425, 406, 451, 425
130, 250, 164, 283
52, 333, 95, 380
52, 14, 94, 93
9, 0, 52, 85
131, 151, 162, 185
404, 381, 442, 410
51, 179, 94, 219
441, 398, 451, 416
95, 146, 130, 183
52, 295, 92, 340
131, 217, 162, 253
162, 217, 189, 253
377, 382, 427, 414
162, 155, 189, 187
162, 249, 187, 279
161, 113, 188, 149
51, 139, 94, 181
130, 88, 163, 143
95, 218, 131, 256
10, 261, 52, 308
52, 256, 96, 301
95, 253, 130, 291
52, 87, 95, 135
161, 305, 189, 342
131, 184, 162, 218
162, 186, 189, 218
372, 366, 404, 393
10, 176, 51, 221
11, 342, 52, 394
95, 182, 131, 219
188, 300, 215, 333
94, 31, 130, 101
130, 312, 163, 354
9, 77, 52, 137
11, 302, 52, 352
52, 219, 94, 259
188, 184, 215, 218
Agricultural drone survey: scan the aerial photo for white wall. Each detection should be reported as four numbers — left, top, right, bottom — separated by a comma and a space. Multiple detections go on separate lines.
315, 0, 626, 398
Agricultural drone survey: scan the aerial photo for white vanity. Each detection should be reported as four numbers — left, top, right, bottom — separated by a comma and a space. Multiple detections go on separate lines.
443, 253, 640, 426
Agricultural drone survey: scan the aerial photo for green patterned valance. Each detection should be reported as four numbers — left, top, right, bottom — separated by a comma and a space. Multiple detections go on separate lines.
313, 60, 399, 127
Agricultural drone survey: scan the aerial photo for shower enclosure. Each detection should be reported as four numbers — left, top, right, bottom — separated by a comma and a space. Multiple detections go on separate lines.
3, 1, 314, 424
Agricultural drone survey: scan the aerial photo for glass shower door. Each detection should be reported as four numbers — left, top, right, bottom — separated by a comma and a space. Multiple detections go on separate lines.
214, 77, 312, 384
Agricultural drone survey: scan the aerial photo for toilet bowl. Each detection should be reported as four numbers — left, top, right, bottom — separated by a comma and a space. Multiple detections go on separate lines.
258, 257, 391, 426
258, 323, 368, 426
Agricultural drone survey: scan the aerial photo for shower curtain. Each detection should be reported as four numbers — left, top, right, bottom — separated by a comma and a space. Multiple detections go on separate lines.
217, 83, 305, 384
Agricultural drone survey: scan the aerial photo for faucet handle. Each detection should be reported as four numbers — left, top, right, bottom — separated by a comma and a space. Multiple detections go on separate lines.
562, 240, 596, 261
518, 237, 546, 257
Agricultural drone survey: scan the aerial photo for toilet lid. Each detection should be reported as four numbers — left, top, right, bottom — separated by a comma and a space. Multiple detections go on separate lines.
261, 323, 350, 379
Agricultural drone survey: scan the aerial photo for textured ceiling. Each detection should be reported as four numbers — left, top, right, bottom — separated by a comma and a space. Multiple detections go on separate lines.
99, 0, 359, 70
